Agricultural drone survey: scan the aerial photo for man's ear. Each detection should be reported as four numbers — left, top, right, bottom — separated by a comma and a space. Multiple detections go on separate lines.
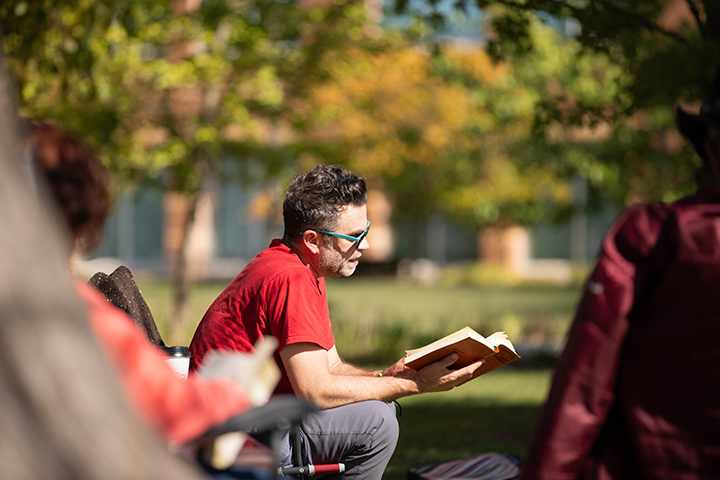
301, 230, 322, 255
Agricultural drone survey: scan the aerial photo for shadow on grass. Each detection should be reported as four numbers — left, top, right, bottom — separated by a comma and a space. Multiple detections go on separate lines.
384, 402, 542, 480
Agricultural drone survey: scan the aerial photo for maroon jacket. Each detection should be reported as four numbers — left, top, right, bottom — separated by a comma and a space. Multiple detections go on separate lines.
521, 188, 720, 480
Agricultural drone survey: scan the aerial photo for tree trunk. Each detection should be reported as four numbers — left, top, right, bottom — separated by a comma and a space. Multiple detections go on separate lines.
170, 186, 202, 346
166, 17, 224, 343
169, 137, 216, 346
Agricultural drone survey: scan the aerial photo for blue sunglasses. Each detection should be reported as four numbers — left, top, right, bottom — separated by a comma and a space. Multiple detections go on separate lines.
301, 221, 370, 245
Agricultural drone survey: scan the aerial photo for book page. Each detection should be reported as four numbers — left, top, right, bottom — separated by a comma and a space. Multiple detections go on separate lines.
404, 327, 498, 370
405, 326, 490, 358
485, 331, 517, 352
404, 327, 520, 376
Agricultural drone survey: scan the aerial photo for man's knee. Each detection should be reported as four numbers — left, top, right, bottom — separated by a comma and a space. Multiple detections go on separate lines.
362, 401, 399, 450
300, 400, 400, 459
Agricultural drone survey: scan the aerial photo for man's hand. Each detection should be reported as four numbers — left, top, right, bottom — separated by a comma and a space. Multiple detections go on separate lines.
382, 355, 413, 377
281, 343, 484, 408
412, 353, 484, 393
383, 353, 484, 392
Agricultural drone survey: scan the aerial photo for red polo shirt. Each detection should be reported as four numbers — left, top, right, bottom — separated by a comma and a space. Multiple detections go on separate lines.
189, 239, 335, 395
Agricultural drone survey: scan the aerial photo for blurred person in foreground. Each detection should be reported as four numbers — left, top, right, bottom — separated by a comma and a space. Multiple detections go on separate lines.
0, 77, 199, 478
189, 164, 485, 480
23, 120, 253, 448
520, 71, 720, 479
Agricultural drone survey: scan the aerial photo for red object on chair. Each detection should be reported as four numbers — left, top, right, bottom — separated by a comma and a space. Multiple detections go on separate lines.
277, 423, 345, 478
278, 463, 345, 477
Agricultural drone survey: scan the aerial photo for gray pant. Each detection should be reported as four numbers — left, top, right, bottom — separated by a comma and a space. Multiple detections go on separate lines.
279, 400, 399, 480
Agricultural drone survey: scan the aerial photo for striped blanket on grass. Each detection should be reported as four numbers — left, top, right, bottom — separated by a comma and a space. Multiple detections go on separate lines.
407, 452, 521, 480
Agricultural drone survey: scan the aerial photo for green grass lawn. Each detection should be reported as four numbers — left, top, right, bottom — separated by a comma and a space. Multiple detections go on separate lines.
133, 278, 230, 344
385, 367, 552, 480
139, 275, 580, 362
134, 274, 570, 479
327, 277, 579, 364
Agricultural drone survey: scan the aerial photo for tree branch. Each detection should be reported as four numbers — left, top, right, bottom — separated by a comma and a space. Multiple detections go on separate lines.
484, 0, 690, 46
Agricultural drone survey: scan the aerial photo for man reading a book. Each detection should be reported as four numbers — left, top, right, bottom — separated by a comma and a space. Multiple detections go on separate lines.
521, 69, 720, 480
189, 164, 484, 480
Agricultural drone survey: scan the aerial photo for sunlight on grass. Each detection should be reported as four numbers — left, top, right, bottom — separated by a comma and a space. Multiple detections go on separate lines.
135, 276, 580, 354
385, 368, 553, 480
401, 367, 552, 407
135, 279, 231, 344
326, 277, 579, 363
132, 275, 560, 480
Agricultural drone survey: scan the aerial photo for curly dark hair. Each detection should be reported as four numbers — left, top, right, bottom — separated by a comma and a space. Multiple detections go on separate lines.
282, 164, 367, 243
24, 121, 110, 254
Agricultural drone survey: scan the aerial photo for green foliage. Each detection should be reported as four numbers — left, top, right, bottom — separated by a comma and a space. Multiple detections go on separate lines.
381, 0, 720, 214
1, 0, 373, 193
5, 0, 715, 257
405, 0, 720, 110
291, 11, 686, 228
1, 0, 385, 337
291, 19, 596, 226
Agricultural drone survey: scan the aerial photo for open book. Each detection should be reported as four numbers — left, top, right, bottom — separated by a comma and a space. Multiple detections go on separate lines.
404, 327, 520, 379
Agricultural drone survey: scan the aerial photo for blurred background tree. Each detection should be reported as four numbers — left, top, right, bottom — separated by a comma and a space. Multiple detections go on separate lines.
387, 0, 720, 205
0, 0, 374, 342
295, 17, 629, 229
2, 0, 718, 340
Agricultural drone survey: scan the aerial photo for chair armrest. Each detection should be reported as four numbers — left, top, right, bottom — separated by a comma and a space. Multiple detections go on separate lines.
189, 395, 318, 446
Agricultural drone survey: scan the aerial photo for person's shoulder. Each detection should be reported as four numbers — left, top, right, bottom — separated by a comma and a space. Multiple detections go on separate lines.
261, 240, 293, 257
245, 242, 316, 285
603, 202, 669, 262
251, 242, 304, 271
619, 200, 669, 223
607, 191, 719, 261
620, 189, 720, 230
670, 187, 720, 213
265, 263, 316, 286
